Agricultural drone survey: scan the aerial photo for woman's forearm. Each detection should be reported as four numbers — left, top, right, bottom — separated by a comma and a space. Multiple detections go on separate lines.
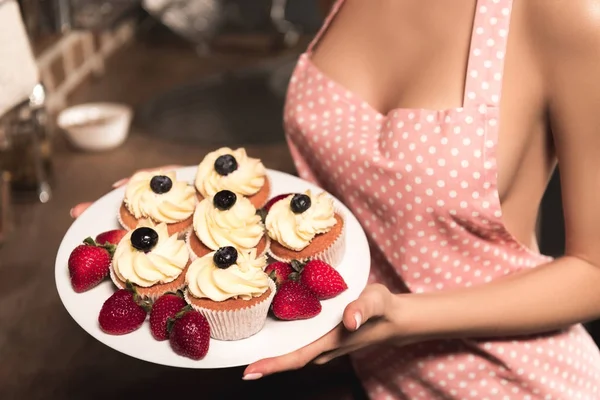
397, 256, 600, 340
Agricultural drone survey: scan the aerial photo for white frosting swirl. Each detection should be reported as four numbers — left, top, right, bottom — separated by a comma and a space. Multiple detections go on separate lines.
194, 147, 266, 197
186, 248, 269, 301
265, 190, 337, 251
193, 194, 264, 251
113, 221, 189, 287
124, 170, 196, 223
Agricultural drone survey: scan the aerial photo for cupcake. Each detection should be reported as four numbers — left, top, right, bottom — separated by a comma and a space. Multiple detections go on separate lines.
186, 189, 270, 260
110, 220, 190, 301
184, 246, 276, 341
118, 170, 196, 237
265, 190, 345, 267
194, 147, 270, 209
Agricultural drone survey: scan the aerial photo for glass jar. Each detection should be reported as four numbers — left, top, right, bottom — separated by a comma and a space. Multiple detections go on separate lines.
0, 83, 53, 203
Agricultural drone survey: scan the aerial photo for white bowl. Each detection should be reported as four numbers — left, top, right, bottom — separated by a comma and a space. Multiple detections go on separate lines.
57, 103, 132, 151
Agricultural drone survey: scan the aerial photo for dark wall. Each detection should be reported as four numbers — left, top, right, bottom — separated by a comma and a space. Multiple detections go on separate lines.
539, 169, 565, 257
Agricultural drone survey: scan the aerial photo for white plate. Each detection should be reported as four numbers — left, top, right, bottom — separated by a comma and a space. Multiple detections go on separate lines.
55, 167, 370, 369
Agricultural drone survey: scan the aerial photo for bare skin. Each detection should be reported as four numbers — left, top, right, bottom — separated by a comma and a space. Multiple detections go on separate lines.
242, 0, 600, 378
73, 0, 600, 383
310, 0, 550, 252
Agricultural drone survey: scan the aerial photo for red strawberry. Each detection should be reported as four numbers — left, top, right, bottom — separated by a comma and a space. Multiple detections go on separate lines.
95, 229, 127, 245
299, 260, 348, 300
150, 291, 187, 341
265, 261, 293, 285
271, 280, 321, 321
168, 307, 211, 360
98, 283, 150, 335
264, 193, 293, 212
68, 237, 116, 293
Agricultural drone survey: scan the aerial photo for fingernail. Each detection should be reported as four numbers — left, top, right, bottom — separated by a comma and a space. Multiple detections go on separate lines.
354, 313, 362, 330
242, 373, 263, 381
69, 208, 75, 218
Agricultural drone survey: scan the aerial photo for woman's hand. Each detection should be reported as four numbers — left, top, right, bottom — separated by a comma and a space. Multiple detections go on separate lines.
243, 283, 412, 380
69, 165, 182, 218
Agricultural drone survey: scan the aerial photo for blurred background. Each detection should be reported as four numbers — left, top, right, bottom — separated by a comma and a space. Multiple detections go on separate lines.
0, 1, 593, 399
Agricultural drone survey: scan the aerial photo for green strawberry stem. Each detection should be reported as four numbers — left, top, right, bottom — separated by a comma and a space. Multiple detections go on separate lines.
290, 259, 306, 273
83, 237, 96, 246
268, 270, 278, 282
83, 236, 117, 257
166, 304, 193, 333
125, 280, 152, 312
288, 272, 300, 282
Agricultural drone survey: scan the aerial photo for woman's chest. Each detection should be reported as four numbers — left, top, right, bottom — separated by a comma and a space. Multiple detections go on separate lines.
284, 67, 492, 220
286, 0, 550, 201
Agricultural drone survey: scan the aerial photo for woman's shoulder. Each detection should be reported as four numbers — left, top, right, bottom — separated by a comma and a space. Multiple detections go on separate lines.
524, 0, 600, 56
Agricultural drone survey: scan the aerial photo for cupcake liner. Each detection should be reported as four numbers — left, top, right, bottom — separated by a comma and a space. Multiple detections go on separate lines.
267, 207, 347, 268
174, 224, 193, 240
185, 229, 271, 263
184, 279, 277, 341
259, 235, 271, 262
109, 264, 125, 290
116, 208, 133, 231
185, 229, 200, 261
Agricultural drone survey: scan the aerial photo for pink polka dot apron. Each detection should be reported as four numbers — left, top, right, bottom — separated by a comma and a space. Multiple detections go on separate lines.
284, 0, 600, 398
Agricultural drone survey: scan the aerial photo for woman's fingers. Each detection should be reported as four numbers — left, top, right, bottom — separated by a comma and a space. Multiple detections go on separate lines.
312, 320, 396, 365
342, 283, 392, 331
242, 324, 344, 379
111, 164, 183, 188
111, 178, 129, 189
243, 285, 397, 379
70, 202, 93, 218
311, 285, 397, 365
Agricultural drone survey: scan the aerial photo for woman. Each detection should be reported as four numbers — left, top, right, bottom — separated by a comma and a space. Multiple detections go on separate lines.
73, 0, 600, 398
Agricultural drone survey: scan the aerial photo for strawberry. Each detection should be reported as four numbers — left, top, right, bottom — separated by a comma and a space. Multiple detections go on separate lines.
299, 260, 348, 300
68, 237, 116, 293
95, 229, 127, 246
168, 307, 211, 360
150, 291, 187, 341
265, 261, 293, 285
98, 283, 150, 335
264, 193, 293, 212
271, 280, 322, 321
